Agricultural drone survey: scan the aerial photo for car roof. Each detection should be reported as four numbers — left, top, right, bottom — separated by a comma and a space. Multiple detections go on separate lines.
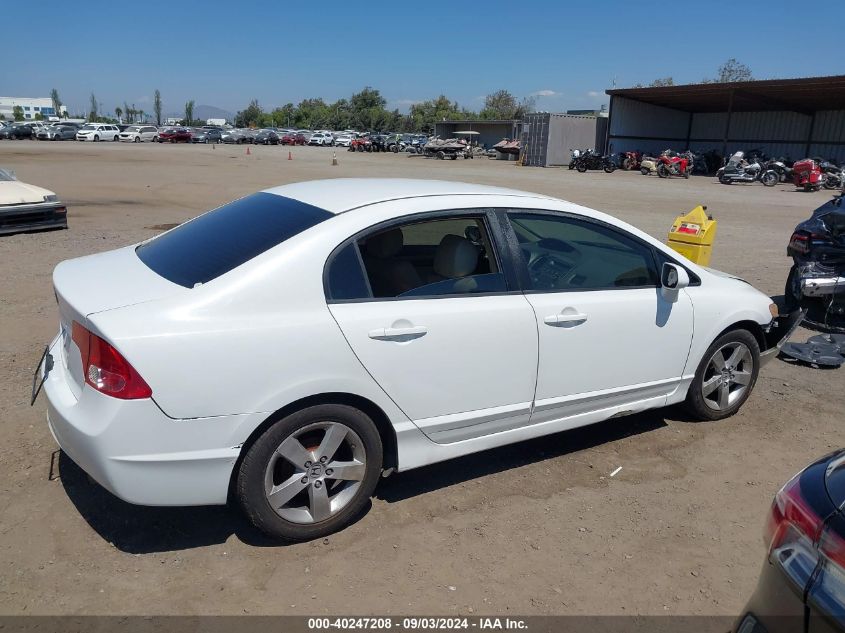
261, 178, 555, 215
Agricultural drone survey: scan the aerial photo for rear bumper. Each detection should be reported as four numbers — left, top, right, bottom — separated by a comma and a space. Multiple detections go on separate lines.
735, 560, 807, 633
761, 309, 805, 366
42, 336, 250, 506
802, 275, 845, 297
0, 201, 67, 235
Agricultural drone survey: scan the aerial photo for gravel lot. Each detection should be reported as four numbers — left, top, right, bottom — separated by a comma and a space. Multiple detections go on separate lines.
0, 142, 841, 616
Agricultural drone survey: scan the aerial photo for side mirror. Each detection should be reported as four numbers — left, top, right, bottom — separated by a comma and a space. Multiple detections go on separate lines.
661, 262, 689, 299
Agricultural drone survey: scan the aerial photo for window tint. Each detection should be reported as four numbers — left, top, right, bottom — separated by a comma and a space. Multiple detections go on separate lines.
327, 215, 507, 301
327, 242, 371, 300
137, 193, 333, 288
509, 213, 658, 291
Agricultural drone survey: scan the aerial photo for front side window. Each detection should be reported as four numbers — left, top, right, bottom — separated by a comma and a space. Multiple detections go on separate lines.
326, 214, 507, 301
509, 212, 658, 291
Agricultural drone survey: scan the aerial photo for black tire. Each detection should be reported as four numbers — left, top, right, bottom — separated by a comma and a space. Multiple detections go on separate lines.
657, 163, 669, 178
569, 163, 575, 170
762, 171, 778, 187
640, 167, 649, 175
603, 162, 615, 173
436, 150, 445, 160
576, 162, 587, 173
720, 174, 733, 185
134, 136, 140, 143
684, 329, 760, 421
113, 135, 119, 141
237, 404, 383, 541
93, 134, 99, 142
391, 144, 399, 153
784, 264, 801, 311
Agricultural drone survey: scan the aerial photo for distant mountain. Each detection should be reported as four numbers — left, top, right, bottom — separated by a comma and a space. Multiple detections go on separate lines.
195, 104, 234, 122
165, 104, 234, 123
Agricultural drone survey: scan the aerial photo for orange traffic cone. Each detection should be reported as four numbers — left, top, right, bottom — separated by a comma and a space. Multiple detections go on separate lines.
246, 146, 251, 156
288, 151, 293, 160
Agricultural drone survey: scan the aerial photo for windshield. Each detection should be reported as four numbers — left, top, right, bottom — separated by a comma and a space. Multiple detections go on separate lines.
136, 193, 333, 288
81, 124, 97, 130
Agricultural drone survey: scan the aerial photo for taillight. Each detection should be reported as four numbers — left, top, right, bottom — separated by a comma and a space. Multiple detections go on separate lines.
789, 232, 810, 253
71, 321, 152, 399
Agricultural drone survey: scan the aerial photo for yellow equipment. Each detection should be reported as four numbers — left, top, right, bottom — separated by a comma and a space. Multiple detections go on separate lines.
667, 205, 717, 266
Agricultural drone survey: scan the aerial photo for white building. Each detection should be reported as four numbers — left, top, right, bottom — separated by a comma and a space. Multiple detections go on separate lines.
0, 97, 68, 121
206, 118, 227, 126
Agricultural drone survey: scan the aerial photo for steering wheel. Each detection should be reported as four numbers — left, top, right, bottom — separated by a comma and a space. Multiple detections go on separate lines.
526, 252, 576, 288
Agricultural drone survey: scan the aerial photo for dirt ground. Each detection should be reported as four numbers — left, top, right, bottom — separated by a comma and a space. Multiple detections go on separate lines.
0, 142, 841, 617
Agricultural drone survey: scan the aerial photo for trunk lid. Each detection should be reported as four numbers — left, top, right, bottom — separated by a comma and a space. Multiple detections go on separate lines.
53, 246, 186, 398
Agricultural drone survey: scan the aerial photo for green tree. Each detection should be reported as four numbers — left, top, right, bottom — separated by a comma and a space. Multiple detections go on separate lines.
480, 89, 533, 120
184, 100, 195, 126
12, 105, 24, 121
89, 93, 98, 121
50, 88, 62, 116
270, 103, 296, 128
234, 99, 263, 127
34, 112, 43, 121
153, 89, 162, 126
409, 95, 475, 132
716, 58, 753, 82
115, 107, 123, 122
650, 77, 674, 87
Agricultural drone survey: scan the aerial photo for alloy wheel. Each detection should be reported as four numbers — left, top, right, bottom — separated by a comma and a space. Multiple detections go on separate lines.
701, 342, 753, 411
264, 421, 366, 524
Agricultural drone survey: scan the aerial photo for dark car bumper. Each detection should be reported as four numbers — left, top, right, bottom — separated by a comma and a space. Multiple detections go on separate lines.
735, 561, 807, 633
0, 201, 68, 235
761, 308, 805, 366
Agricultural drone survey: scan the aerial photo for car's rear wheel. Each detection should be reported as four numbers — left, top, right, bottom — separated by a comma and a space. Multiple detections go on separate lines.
684, 329, 760, 421
237, 404, 383, 541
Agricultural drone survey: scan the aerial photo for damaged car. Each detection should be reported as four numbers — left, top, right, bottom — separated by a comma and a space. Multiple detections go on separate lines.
786, 193, 845, 331
0, 168, 68, 235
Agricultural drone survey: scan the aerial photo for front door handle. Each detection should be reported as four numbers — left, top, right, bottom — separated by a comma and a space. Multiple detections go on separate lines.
368, 325, 428, 340
544, 312, 588, 326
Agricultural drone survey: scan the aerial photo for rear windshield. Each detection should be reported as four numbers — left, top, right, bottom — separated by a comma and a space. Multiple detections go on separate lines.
136, 193, 333, 288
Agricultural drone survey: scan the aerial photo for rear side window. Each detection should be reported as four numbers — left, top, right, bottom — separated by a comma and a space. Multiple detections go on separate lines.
137, 193, 332, 288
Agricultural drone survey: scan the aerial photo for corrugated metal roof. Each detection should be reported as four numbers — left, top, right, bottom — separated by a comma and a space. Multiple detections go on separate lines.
606, 75, 845, 113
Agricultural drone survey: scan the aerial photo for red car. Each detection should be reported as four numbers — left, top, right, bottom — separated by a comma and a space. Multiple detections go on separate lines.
280, 133, 306, 146
156, 128, 192, 143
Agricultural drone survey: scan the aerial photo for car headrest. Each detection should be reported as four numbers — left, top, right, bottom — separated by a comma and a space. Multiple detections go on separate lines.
365, 228, 404, 258
433, 234, 479, 279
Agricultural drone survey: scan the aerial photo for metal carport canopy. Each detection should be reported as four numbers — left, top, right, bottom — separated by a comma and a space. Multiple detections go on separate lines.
605, 75, 845, 115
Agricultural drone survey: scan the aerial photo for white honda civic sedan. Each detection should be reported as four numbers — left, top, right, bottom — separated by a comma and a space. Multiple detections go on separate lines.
38, 178, 799, 540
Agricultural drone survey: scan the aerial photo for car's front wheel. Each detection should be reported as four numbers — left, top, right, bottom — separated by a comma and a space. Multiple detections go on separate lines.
685, 329, 760, 421
237, 404, 383, 541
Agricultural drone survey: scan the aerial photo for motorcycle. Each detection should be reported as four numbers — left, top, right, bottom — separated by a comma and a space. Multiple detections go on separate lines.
657, 150, 694, 179
574, 149, 616, 173
785, 192, 845, 332
622, 151, 642, 171
821, 160, 844, 190
718, 151, 778, 186
640, 155, 658, 175
793, 158, 825, 192
764, 157, 793, 183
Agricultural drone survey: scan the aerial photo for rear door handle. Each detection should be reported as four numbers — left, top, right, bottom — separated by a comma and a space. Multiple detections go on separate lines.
368, 325, 428, 340
544, 313, 588, 326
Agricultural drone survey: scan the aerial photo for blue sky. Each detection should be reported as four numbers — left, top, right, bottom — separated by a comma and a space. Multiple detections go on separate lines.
1, 0, 832, 117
